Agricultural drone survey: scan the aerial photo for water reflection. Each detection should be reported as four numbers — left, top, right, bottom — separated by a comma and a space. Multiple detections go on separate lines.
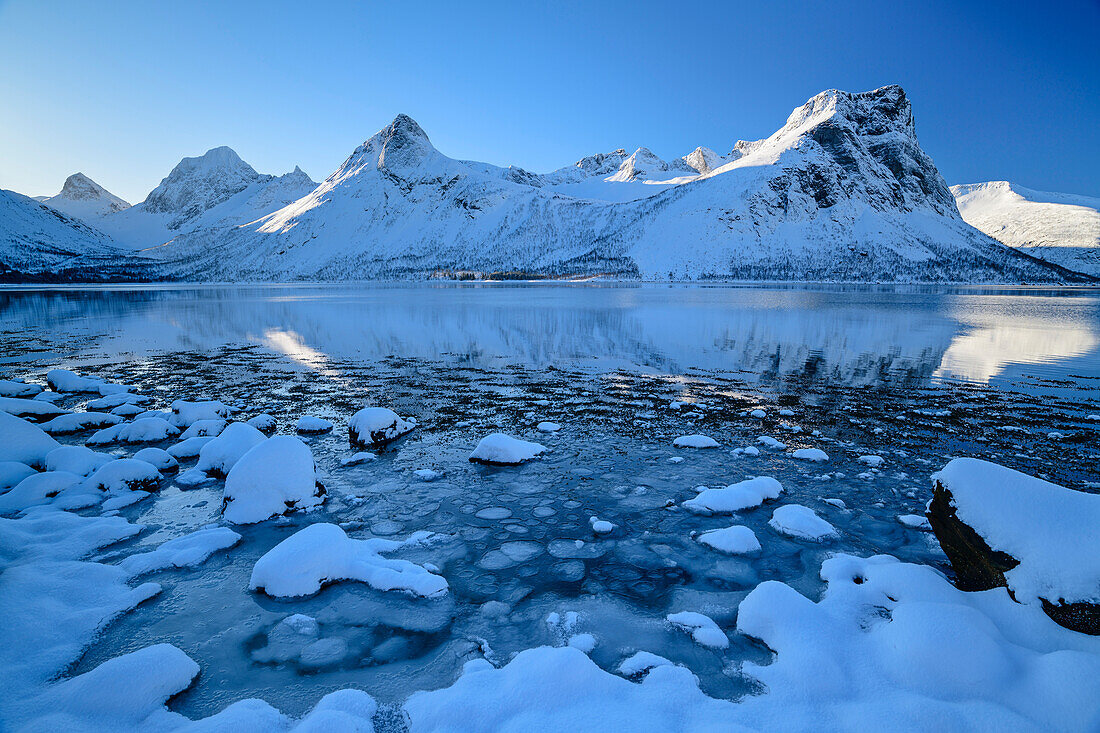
0, 284, 1097, 392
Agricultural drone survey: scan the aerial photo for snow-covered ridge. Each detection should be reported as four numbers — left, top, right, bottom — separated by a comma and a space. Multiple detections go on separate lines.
951, 181, 1100, 276
152, 84, 1073, 283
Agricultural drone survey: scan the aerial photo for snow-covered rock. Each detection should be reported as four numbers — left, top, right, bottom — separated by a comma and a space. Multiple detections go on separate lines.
768, 504, 838, 541
41, 411, 121, 435
195, 422, 266, 477
952, 181, 1100, 276
87, 417, 178, 445
0, 410, 60, 467
296, 415, 333, 434
0, 461, 36, 490
696, 525, 761, 554
0, 471, 84, 515
119, 527, 241, 576
83, 458, 161, 493
178, 418, 226, 440
46, 369, 102, 393
0, 396, 69, 420
249, 523, 447, 598
222, 436, 324, 524
666, 611, 729, 649
247, 413, 277, 434
132, 447, 178, 472
0, 379, 42, 398
348, 407, 416, 447
469, 433, 546, 465
682, 477, 784, 515
673, 434, 719, 449
929, 457, 1100, 633
169, 399, 233, 428
791, 448, 829, 462
44, 446, 114, 477
166, 436, 214, 460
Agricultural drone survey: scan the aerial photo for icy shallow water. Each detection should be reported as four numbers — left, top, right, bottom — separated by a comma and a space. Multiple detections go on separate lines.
1, 283, 1099, 729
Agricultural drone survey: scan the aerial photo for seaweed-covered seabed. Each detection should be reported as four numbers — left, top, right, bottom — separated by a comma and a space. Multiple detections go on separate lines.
1, 285, 1098, 729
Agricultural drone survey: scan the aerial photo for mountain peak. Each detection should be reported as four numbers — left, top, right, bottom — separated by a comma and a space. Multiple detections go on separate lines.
142, 146, 262, 218
44, 172, 130, 218
340, 114, 437, 176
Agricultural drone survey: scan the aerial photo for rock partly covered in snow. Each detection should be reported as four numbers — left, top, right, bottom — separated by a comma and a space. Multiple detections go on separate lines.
222, 436, 324, 524
249, 523, 447, 598
469, 433, 547, 465
348, 407, 416, 447
929, 457, 1100, 634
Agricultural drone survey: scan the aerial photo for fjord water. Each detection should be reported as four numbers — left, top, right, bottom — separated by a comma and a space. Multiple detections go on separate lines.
1, 283, 1098, 393
1, 283, 1098, 722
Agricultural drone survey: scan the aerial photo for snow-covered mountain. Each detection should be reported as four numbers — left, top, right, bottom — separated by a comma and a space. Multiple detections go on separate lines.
0, 189, 136, 278
951, 181, 1100, 277
97, 147, 316, 250
41, 173, 130, 221
154, 85, 1075, 282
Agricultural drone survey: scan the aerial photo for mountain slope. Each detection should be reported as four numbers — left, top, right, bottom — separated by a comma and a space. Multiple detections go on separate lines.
951, 181, 1100, 276
0, 189, 139, 278
42, 173, 130, 220
98, 148, 316, 251
154, 85, 1072, 283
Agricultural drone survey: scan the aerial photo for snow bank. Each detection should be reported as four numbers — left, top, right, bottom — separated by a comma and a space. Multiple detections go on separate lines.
348, 407, 416, 447
196, 422, 266, 476
469, 433, 547, 465
696, 525, 761, 554
249, 523, 447, 598
933, 457, 1100, 608
404, 646, 742, 732
682, 477, 783, 515
223, 436, 324, 524
768, 504, 838, 541
672, 434, 719, 449
0, 410, 60, 467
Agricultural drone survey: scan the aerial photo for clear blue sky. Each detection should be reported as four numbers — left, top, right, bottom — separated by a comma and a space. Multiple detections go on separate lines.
2, 0, 1098, 203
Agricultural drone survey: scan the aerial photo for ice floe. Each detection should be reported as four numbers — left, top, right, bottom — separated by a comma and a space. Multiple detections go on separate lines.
768, 504, 838, 541
696, 525, 761, 554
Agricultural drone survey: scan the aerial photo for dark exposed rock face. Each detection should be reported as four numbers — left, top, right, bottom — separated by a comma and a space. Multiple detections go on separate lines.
927, 480, 1100, 635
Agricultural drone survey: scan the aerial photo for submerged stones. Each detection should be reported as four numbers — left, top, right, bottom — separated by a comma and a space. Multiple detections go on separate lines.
349, 407, 416, 447
222, 436, 324, 524
928, 458, 1100, 635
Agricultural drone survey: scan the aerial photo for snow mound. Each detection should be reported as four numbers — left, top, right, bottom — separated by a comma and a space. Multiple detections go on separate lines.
673, 434, 719, 449
348, 407, 416, 447
178, 418, 226, 440
45, 369, 103, 393
249, 523, 447, 598
768, 504, 838, 541
223, 436, 324, 524
132, 447, 178, 472
169, 399, 234, 427
696, 525, 761, 554
791, 448, 829, 462
167, 436, 214, 460
247, 413, 277, 434
469, 433, 547, 465
0, 471, 83, 515
0, 461, 36, 490
0, 396, 69, 420
196, 422, 266, 477
933, 457, 1100, 607
682, 477, 783, 515
296, 415, 333, 434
